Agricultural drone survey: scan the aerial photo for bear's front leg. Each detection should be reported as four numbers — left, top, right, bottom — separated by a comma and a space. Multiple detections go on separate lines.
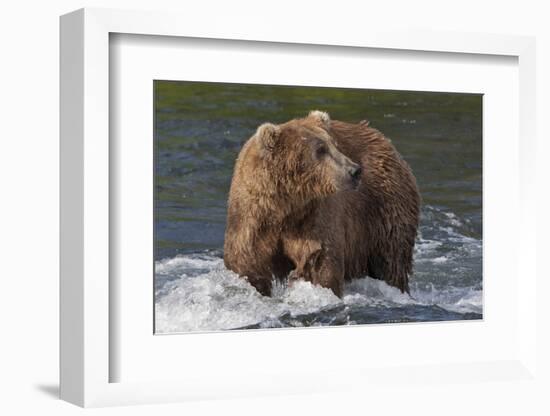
312, 255, 345, 298
288, 246, 345, 298
244, 275, 273, 297
288, 266, 314, 287
288, 248, 321, 285
283, 238, 322, 286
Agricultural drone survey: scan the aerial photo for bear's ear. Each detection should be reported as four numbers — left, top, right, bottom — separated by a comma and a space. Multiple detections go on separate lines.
255, 122, 281, 153
308, 110, 331, 128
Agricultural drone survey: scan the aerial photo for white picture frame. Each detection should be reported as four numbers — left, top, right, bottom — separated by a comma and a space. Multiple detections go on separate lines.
60, 7, 538, 408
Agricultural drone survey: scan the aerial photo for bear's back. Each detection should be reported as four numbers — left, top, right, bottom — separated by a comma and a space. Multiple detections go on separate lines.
327, 120, 420, 290
330, 121, 419, 202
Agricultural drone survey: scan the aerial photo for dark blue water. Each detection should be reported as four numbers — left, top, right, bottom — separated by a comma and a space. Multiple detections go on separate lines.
154, 81, 482, 333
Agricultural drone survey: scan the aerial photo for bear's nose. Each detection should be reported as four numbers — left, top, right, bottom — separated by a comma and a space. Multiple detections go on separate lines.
350, 166, 362, 180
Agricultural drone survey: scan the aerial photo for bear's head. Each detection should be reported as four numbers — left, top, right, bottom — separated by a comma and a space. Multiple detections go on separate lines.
253, 110, 361, 203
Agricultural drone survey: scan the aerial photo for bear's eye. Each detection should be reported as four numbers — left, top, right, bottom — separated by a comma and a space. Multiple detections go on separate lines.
316, 145, 328, 158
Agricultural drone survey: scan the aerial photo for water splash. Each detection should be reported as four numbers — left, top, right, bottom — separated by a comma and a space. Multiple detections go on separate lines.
155, 206, 482, 333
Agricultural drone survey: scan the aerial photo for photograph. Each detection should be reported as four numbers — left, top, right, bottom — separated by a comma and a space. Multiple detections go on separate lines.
153, 81, 483, 333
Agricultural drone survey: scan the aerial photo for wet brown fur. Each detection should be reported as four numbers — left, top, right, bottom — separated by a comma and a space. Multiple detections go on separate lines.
223, 111, 420, 297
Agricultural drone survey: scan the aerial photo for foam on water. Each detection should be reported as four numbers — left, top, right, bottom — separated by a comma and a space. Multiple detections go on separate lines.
155, 206, 482, 333
155, 257, 344, 333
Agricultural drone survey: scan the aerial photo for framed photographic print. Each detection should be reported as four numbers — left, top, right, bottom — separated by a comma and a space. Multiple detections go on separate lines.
60, 7, 539, 408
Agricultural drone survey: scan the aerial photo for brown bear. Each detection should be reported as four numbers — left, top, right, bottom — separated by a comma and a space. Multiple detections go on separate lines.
223, 110, 420, 298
